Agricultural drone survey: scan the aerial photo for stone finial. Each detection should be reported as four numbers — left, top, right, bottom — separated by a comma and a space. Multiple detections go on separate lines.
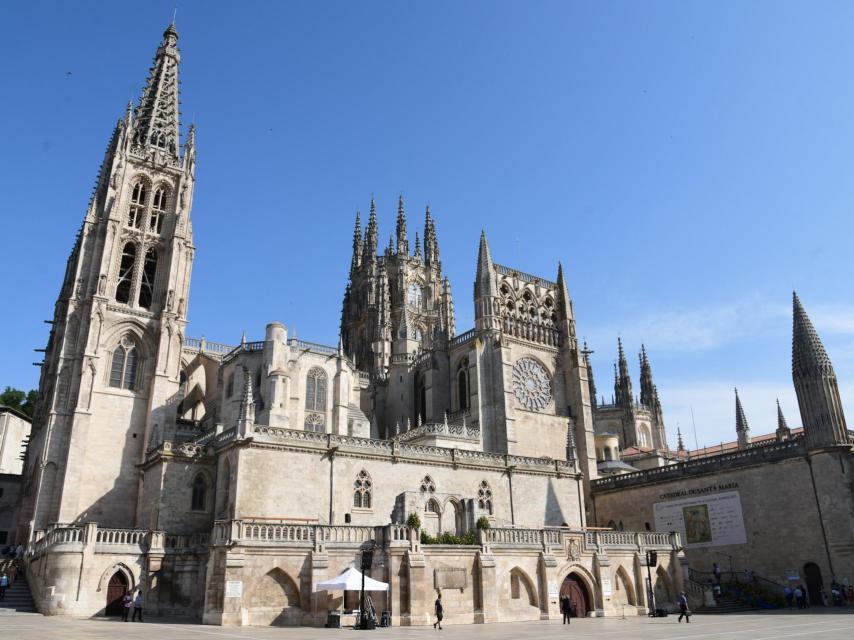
676, 426, 685, 452
237, 367, 255, 437
775, 399, 791, 441
396, 194, 409, 255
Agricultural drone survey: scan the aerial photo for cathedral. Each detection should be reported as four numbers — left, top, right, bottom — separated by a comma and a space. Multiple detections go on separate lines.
18, 23, 852, 627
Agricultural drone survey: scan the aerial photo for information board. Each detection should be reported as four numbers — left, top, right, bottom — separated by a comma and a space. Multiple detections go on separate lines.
653, 490, 746, 548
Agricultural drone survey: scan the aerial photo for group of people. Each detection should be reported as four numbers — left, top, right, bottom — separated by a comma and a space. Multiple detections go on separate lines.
0, 560, 23, 601
121, 591, 145, 622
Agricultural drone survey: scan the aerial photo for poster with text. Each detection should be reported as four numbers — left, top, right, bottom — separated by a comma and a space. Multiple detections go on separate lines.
653, 490, 746, 548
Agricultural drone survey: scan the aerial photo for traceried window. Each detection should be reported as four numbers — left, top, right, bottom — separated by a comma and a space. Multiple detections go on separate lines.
407, 282, 423, 309
477, 480, 493, 514
420, 475, 436, 494
304, 412, 325, 433
115, 243, 137, 304
353, 469, 372, 509
109, 335, 140, 390
128, 182, 146, 229
305, 367, 327, 411
138, 248, 158, 309
150, 187, 167, 234
191, 474, 207, 511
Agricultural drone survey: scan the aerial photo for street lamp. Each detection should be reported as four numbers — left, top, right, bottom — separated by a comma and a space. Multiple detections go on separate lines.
645, 550, 658, 616
359, 540, 376, 630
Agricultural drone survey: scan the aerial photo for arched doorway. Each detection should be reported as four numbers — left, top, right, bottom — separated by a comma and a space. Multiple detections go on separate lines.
560, 573, 591, 618
804, 562, 823, 606
105, 571, 128, 617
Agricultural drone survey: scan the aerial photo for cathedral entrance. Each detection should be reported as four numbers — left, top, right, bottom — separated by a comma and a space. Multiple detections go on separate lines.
559, 573, 590, 618
804, 562, 823, 606
105, 571, 128, 617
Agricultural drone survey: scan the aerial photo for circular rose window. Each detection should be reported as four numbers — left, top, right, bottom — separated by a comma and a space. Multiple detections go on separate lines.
512, 357, 552, 412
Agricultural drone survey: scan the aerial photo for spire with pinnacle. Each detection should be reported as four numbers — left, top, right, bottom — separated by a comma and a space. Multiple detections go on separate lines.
396, 195, 409, 255
792, 292, 849, 448
363, 198, 378, 262
350, 211, 362, 275
639, 345, 655, 407
132, 23, 182, 156
676, 426, 685, 452
735, 388, 750, 449
424, 205, 436, 265
775, 399, 791, 442
414, 231, 422, 261
474, 231, 500, 331
582, 341, 597, 409
237, 367, 255, 437
616, 338, 634, 412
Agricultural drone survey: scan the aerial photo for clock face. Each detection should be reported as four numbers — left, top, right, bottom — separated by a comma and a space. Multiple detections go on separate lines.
512, 357, 552, 412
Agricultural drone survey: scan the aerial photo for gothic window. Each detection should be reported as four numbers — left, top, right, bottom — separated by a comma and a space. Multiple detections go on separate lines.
420, 475, 436, 494
353, 469, 372, 509
150, 187, 167, 234
191, 474, 207, 511
115, 242, 137, 304
138, 248, 158, 309
226, 372, 234, 398
477, 480, 493, 514
407, 282, 422, 309
457, 360, 469, 411
304, 412, 325, 433
128, 182, 146, 228
109, 335, 139, 390
305, 367, 328, 412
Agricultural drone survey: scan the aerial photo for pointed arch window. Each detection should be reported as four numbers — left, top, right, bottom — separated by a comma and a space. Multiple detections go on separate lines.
109, 335, 140, 390
477, 480, 493, 514
115, 243, 137, 304
407, 282, 423, 309
138, 248, 158, 309
150, 188, 167, 234
353, 469, 372, 509
304, 412, 325, 433
128, 182, 146, 229
457, 359, 469, 411
191, 474, 207, 511
305, 367, 327, 411
420, 475, 436, 494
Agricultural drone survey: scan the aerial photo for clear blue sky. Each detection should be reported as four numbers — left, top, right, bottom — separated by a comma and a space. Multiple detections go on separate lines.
2, 1, 853, 447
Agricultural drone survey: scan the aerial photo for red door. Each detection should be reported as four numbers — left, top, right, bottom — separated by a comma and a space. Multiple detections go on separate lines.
560, 575, 590, 618
105, 572, 128, 616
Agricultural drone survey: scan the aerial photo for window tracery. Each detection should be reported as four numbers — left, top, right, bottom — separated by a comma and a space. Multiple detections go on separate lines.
353, 469, 372, 509
477, 480, 493, 514
138, 248, 158, 309
305, 367, 327, 412
115, 242, 136, 304
150, 187, 167, 234
420, 475, 436, 494
407, 282, 423, 309
128, 182, 146, 229
109, 335, 140, 390
304, 412, 325, 433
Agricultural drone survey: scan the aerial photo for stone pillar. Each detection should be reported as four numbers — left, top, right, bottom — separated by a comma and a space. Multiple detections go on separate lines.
307, 551, 329, 626
592, 552, 610, 616
220, 549, 246, 626
476, 552, 498, 623
145, 530, 165, 616
404, 549, 430, 625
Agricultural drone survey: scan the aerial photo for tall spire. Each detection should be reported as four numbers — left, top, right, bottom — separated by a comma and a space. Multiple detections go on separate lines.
414, 231, 422, 261
350, 211, 362, 275
792, 292, 849, 448
676, 426, 685, 452
474, 231, 500, 332
237, 367, 255, 437
735, 388, 750, 449
639, 345, 655, 407
132, 24, 182, 156
364, 197, 378, 261
582, 341, 597, 409
424, 205, 435, 265
396, 194, 409, 255
616, 337, 633, 411
776, 399, 791, 442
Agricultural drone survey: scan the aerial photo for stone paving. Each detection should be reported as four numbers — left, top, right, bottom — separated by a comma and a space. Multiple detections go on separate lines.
3, 610, 854, 640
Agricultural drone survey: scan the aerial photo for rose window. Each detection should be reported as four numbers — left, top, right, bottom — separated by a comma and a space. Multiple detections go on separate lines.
511, 357, 551, 412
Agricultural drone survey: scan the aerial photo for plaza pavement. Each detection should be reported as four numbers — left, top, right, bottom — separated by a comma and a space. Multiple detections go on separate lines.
2, 610, 854, 640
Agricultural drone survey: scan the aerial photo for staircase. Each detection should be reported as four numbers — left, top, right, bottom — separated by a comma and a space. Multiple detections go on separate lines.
0, 577, 38, 614
700, 592, 758, 614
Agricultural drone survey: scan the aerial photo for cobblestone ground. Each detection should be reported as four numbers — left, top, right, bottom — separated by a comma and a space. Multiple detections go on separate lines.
3, 610, 854, 640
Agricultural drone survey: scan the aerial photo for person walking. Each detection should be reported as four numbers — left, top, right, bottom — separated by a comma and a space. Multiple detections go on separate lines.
560, 594, 571, 624
132, 591, 144, 622
0, 573, 8, 601
794, 585, 804, 609
121, 591, 132, 622
433, 592, 443, 630
784, 585, 793, 610
713, 562, 722, 583
677, 592, 691, 623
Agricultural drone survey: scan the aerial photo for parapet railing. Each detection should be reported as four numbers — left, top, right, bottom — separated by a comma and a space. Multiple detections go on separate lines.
450, 329, 476, 348
494, 263, 556, 288
211, 521, 418, 552
183, 337, 236, 359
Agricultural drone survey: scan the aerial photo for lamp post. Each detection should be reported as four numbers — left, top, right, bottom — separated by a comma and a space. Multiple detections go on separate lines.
645, 550, 658, 616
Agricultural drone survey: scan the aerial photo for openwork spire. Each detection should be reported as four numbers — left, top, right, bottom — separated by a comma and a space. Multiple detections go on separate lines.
582, 341, 597, 408
676, 426, 685, 452
792, 291, 834, 378
414, 232, 422, 261
735, 388, 750, 449
364, 197, 378, 260
132, 24, 182, 156
350, 211, 362, 275
395, 195, 409, 255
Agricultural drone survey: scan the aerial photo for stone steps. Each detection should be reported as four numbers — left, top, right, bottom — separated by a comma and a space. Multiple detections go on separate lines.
700, 594, 758, 614
0, 577, 37, 613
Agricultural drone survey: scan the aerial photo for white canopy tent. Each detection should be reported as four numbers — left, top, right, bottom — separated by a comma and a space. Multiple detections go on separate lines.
313, 567, 389, 592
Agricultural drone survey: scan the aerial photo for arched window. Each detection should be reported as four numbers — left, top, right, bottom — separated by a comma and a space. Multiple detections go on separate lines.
191, 474, 207, 511
128, 182, 146, 228
304, 412, 325, 433
138, 248, 157, 309
420, 475, 436, 494
115, 243, 137, 304
109, 335, 140, 390
353, 469, 372, 509
457, 360, 469, 411
407, 282, 422, 309
477, 480, 493, 514
150, 188, 167, 234
305, 367, 327, 411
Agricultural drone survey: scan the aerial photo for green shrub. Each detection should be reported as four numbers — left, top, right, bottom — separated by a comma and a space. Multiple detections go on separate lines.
476, 516, 491, 530
420, 530, 478, 545
406, 513, 421, 531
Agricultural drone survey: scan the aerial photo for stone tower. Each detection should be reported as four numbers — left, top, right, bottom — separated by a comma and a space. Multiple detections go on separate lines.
639, 344, 666, 448
792, 292, 849, 449
19, 24, 196, 538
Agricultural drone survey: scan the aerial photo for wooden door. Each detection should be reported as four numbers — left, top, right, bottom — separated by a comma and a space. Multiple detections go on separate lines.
105, 572, 128, 616
560, 575, 589, 618
804, 562, 823, 606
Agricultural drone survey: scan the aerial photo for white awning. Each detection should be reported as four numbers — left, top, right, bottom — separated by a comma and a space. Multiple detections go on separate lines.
313, 567, 389, 592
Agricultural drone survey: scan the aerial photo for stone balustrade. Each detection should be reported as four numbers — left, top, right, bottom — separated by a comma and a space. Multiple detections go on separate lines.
96, 528, 148, 545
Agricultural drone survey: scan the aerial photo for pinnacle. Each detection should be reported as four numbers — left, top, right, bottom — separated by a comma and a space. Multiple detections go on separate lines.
792, 291, 835, 379
776, 399, 789, 432
735, 388, 749, 434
